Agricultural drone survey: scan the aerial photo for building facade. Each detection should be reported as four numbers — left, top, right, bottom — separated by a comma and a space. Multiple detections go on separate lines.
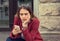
34, 0, 60, 41
0, 0, 60, 41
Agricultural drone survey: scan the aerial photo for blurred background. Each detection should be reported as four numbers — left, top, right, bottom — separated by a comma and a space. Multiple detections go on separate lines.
0, 0, 60, 41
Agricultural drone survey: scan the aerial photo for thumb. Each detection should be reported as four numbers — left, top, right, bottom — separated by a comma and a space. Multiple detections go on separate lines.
23, 19, 29, 24
18, 30, 22, 33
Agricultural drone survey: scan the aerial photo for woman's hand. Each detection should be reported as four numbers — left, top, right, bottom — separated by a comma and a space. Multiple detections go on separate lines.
12, 25, 22, 35
22, 19, 30, 30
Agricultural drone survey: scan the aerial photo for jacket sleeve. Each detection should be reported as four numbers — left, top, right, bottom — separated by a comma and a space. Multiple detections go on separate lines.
23, 19, 43, 41
9, 16, 19, 39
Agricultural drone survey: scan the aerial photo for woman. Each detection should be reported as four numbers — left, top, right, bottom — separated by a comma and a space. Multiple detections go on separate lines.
6, 5, 43, 41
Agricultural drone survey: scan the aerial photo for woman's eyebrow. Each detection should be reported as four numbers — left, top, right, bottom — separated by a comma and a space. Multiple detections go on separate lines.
20, 13, 27, 14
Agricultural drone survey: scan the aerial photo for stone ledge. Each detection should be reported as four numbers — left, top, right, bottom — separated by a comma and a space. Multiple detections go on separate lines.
40, 31, 60, 35
39, 0, 60, 3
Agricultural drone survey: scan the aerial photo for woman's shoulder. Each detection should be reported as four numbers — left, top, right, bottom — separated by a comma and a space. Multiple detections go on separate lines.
14, 14, 18, 18
31, 17, 40, 23
14, 14, 20, 21
14, 14, 20, 20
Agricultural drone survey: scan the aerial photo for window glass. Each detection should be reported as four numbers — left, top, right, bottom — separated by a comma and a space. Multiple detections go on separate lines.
0, 0, 9, 28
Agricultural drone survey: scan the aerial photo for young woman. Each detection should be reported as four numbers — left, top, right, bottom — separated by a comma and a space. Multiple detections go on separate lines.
6, 5, 43, 41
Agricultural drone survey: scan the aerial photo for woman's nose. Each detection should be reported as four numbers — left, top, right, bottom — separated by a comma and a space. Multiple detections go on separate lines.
23, 15, 25, 18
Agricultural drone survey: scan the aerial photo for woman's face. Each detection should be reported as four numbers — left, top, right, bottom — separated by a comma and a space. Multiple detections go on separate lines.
19, 8, 31, 22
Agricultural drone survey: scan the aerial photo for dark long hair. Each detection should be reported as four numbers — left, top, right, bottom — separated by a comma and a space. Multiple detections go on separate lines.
15, 4, 35, 19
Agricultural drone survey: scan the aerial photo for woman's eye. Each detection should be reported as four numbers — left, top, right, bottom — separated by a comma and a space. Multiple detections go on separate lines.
25, 13, 28, 15
20, 13, 23, 16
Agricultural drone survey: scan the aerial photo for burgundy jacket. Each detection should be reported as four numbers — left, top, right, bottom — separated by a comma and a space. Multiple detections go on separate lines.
10, 16, 43, 41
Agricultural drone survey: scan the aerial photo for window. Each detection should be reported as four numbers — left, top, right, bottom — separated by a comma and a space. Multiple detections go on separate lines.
18, 0, 33, 11
0, 0, 9, 28
4, 7, 9, 16
18, 0, 32, 6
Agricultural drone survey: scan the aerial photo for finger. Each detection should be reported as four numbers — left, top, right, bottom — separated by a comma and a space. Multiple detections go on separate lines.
18, 30, 22, 33
23, 19, 29, 24
12, 30, 17, 35
14, 25, 20, 30
14, 25, 20, 28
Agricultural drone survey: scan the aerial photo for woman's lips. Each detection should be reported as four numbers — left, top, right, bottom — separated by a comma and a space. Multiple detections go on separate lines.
22, 19, 27, 22
23, 19, 27, 21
